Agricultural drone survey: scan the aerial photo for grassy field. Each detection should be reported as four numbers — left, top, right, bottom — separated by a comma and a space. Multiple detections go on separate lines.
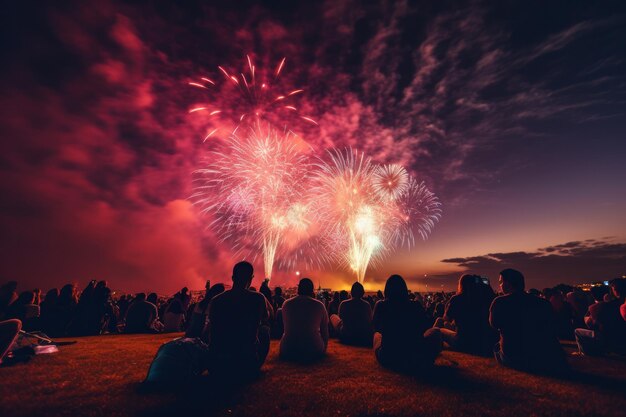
0, 334, 625, 417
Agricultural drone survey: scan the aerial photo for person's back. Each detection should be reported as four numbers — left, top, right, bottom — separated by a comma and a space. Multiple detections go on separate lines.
208, 262, 269, 375
490, 269, 566, 372
444, 288, 496, 354
125, 295, 157, 333
373, 275, 441, 371
593, 298, 626, 350
280, 278, 329, 361
338, 297, 372, 346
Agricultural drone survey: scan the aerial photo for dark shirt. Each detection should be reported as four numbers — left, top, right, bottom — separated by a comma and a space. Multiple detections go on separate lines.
208, 289, 268, 363
591, 299, 626, 348
125, 300, 157, 333
338, 298, 372, 344
446, 292, 494, 351
490, 292, 565, 369
373, 299, 430, 357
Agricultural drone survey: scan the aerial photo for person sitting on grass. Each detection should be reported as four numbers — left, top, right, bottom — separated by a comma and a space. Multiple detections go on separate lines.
373, 275, 442, 372
330, 282, 373, 346
280, 278, 329, 362
186, 283, 225, 340
124, 293, 159, 333
490, 268, 567, 373
574, 278, 626, 356
208, 261, 269, 377
433, 274, 497, 356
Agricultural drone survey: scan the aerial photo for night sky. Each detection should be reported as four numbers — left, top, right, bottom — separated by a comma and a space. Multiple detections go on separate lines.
1, 1, 625, 293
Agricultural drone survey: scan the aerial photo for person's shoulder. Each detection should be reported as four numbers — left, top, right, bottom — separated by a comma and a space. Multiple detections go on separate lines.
490, 293, 510, 308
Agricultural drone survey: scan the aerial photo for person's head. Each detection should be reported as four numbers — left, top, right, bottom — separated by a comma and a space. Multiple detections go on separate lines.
610, 278, 626, 300
458, 274, 476, 294
297, 278, 315, 297
350, 282, 365, 299
206, 283, 225, 301
384, 275, 409, 301
542, 287, 557, 299
59, 284, 76, 300
167, 299, 184, 315
45, 288, 59, 303
275, 287, 283, 297
17, 291, 35, 305
332, 291, 340, 301
339, 290, 349, 301
96, 280, 107, 289
499, 269, 525, 294
376, 290, 383, 299
590, 285, 608, 302
528, 288, 541, 297
135, 293, 146, 302
147, 293, 158, 305
181, 287, 188, 295
232, 261, 254, 288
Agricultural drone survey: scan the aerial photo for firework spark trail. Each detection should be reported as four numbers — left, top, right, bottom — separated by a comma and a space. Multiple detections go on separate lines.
191, 124, 322, 279
311, 149, 442, 283
188, 55, 318, 139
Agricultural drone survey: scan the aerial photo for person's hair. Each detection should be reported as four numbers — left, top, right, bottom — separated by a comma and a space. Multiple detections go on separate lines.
181, 287, 188, 294
275, 287, 283, 296
610, 278, 626, 298
44, 288, 59, 303
500, 268, 525, 291
351, 282, 365, 299
297, 278, 315, 297
590, 285, 608, 302
17, 291, 35, 305
332, 291, 340, 300
457, 274, 476, 294
167, 299, 184, 315
384, 275, 409, 301
135, 293, 146, 301
542, 287, 557, 299
147, 293, 158, 305
233, 261, 254, 286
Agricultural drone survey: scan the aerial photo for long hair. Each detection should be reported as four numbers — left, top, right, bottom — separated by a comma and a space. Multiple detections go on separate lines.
384, 275, 409, 302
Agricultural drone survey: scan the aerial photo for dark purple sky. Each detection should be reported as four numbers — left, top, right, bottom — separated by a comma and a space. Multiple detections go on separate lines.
1, 1, 625, 293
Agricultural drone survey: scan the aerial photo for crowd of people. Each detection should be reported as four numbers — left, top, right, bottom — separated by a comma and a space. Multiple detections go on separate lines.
1, 265, 625, 382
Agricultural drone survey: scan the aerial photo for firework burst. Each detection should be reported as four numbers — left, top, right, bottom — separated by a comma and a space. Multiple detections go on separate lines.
311, 149, 441, 283
191, 124, 320, 279
187, 55, 317, 141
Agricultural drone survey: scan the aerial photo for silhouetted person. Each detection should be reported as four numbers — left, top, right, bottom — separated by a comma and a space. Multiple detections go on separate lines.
186, 283, 225, 339
163, 299, 185, 333
0, 319, 21, 365
434, 274, 497, 355
330, 282, 372, 346
0, 281, 18, 319
280, 278, 329, 361
208, 261, 269, 376
273, 287, 285, 310
40, 288, 59, 335
56, 284, 78, 336
125, 293, 159, 333
543, 287, 575, 340
5, 291, 39, 330
174, 287, 191, 311
490, 269, 567, 373
328, 292, 341, 316
373, 275, 441, 371
260, 279, 272, 302
575, 278, 626, 356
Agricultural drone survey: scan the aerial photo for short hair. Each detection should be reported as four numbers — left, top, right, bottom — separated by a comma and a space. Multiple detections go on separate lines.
297, 278, 315, 297
458, 274, 476, 294
233, 261, 254, 285
500, 269, 525, 291
610, 278, 626, 298
135, 293, 146, 301
351, 282, 365, 298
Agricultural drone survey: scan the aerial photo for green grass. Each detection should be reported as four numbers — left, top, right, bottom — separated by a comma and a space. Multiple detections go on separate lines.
0, 334, 625, 417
